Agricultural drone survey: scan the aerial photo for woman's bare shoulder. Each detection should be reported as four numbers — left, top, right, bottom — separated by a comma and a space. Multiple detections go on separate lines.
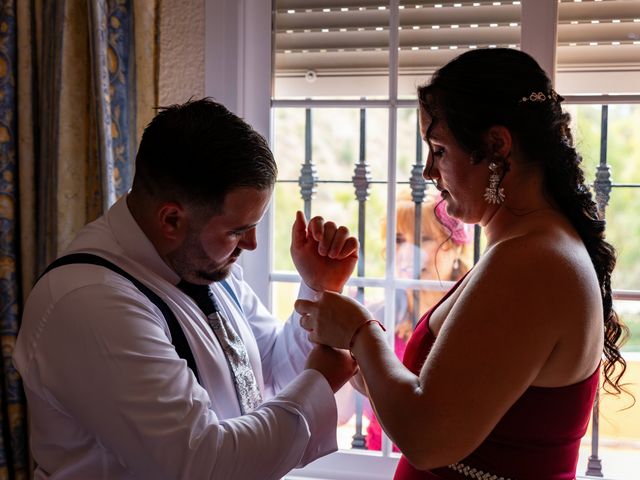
480, 225, 595, 286
459, 226, 601, 345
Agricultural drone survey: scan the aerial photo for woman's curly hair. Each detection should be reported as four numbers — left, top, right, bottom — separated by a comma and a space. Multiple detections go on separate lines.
418, 48, 629, 395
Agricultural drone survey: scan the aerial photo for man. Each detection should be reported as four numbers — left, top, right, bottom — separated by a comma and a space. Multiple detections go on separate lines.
14, 99, 358, 479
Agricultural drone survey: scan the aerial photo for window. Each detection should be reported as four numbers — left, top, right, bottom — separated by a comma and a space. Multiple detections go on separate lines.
207, 0, 640, 478
566, 102, 640, 479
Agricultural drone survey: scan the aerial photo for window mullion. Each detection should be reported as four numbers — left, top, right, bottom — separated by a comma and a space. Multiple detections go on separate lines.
520, 0, 559, 80
352, 106, 371, 450
382, 0, 400, 459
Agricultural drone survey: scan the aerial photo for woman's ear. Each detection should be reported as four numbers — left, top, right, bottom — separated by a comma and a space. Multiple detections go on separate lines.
485, 125, 513, 159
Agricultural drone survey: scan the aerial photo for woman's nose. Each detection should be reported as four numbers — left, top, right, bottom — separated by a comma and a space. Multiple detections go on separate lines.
423, 151, 440, 181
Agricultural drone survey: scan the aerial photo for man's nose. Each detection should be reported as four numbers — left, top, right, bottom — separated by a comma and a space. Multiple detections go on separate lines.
238, 227, 257, 251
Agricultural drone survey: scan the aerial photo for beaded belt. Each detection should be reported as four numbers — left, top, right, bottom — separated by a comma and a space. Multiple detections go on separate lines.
448, 461, 512, 480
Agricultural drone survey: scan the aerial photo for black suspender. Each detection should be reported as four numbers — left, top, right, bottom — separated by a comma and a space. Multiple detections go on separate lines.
40, 253, 201, 382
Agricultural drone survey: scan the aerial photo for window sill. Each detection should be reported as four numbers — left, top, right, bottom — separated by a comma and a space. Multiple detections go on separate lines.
285, 450, 630, 480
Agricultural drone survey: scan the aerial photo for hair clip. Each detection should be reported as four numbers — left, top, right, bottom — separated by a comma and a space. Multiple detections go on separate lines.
518, 89, 560, 104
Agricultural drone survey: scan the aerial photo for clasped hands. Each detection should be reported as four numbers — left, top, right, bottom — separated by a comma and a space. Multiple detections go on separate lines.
290, 210, 358, 293
290, 210, 378, 351
291, 210, 379, 391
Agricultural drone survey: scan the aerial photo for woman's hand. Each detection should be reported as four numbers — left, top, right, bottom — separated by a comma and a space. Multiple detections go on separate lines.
295, 291, 374, 349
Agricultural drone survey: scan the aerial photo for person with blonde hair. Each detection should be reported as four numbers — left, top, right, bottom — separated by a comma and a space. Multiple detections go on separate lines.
366, 191, 472, 451
392, 191, 472, 338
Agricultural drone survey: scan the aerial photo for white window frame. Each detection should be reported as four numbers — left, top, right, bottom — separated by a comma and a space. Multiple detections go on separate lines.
201, 0, 592, 320
204, 1, 639, 478
205, 0, 274, 305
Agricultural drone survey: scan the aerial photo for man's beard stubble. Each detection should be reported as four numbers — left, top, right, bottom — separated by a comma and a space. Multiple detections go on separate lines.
167, 231, 240, 284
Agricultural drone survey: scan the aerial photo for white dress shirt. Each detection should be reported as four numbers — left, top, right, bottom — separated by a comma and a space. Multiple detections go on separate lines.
14, 196, 338, 480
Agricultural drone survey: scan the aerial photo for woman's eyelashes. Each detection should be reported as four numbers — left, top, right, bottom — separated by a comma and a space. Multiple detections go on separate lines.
432, 147, 445, 159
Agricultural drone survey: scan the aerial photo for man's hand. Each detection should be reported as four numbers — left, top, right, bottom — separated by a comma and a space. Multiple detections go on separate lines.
290, 211, 359, 292
305, 345, 358, 393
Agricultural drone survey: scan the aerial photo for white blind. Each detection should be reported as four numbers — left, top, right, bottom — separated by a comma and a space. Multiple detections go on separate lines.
273, 0, 640, 97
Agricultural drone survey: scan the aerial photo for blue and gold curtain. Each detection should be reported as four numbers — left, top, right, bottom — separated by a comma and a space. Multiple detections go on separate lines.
0, 2, 27, 479
0, 1, 158, 478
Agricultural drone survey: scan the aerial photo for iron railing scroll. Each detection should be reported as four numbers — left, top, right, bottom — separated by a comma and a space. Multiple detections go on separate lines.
299, 107, 318, 220
410, 111, 427, 327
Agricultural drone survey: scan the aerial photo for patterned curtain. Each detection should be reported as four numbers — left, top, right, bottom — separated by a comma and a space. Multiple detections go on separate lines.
0, 2, 27, 479
0, 1, 158, 478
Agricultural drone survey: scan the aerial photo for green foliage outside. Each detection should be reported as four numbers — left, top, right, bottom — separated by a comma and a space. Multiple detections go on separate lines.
569, 105, 640, 351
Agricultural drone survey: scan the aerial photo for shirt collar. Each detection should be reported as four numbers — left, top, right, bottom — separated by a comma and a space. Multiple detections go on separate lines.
107, 194, 181, 285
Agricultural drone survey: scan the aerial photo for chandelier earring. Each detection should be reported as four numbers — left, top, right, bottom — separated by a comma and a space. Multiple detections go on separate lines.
483, 157, 506, 205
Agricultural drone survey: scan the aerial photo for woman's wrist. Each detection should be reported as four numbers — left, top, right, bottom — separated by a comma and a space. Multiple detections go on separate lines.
348, 319, 386, 359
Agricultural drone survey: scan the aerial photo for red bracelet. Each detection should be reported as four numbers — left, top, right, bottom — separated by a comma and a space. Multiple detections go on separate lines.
348, 319, 386, 359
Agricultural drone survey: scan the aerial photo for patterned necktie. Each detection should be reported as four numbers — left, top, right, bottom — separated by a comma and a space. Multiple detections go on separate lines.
177, 280, 262, 414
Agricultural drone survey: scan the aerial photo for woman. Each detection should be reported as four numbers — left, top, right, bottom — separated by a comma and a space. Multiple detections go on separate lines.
296, 48, 628, 480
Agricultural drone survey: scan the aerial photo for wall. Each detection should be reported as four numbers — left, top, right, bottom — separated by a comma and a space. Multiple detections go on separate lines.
159, 0, 205, 105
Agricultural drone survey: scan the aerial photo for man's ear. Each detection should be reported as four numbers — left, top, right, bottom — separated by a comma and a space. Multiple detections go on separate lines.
157, 202, 188, 242
485, 125, 513, 158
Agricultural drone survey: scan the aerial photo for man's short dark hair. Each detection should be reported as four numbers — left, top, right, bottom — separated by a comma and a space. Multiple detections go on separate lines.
132, 98, 277, 214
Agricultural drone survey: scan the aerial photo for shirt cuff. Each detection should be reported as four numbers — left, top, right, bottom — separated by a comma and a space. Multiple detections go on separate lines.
263, 369, 338, 466
298, 281, 319, 301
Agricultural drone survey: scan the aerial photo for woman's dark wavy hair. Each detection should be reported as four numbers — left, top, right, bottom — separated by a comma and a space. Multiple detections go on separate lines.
418, 48, 628, 395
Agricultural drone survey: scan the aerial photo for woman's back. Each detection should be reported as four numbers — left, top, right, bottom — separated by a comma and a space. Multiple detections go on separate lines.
394, 216, 602, 478
427, 208, 603, 388
384, 205, 606, 476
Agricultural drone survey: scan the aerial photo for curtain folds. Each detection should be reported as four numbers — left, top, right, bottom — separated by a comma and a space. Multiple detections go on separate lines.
0, 1, 158, 478
0, 2, 28, 479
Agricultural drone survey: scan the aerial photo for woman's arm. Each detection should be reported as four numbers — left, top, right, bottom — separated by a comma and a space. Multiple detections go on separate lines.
298, 236, 599, 469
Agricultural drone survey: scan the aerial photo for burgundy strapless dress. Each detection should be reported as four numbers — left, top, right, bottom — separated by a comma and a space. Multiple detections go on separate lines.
394, 281, 599, 480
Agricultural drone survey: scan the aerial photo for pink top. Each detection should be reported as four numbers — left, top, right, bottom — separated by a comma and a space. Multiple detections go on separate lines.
394, 280, 599, 480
